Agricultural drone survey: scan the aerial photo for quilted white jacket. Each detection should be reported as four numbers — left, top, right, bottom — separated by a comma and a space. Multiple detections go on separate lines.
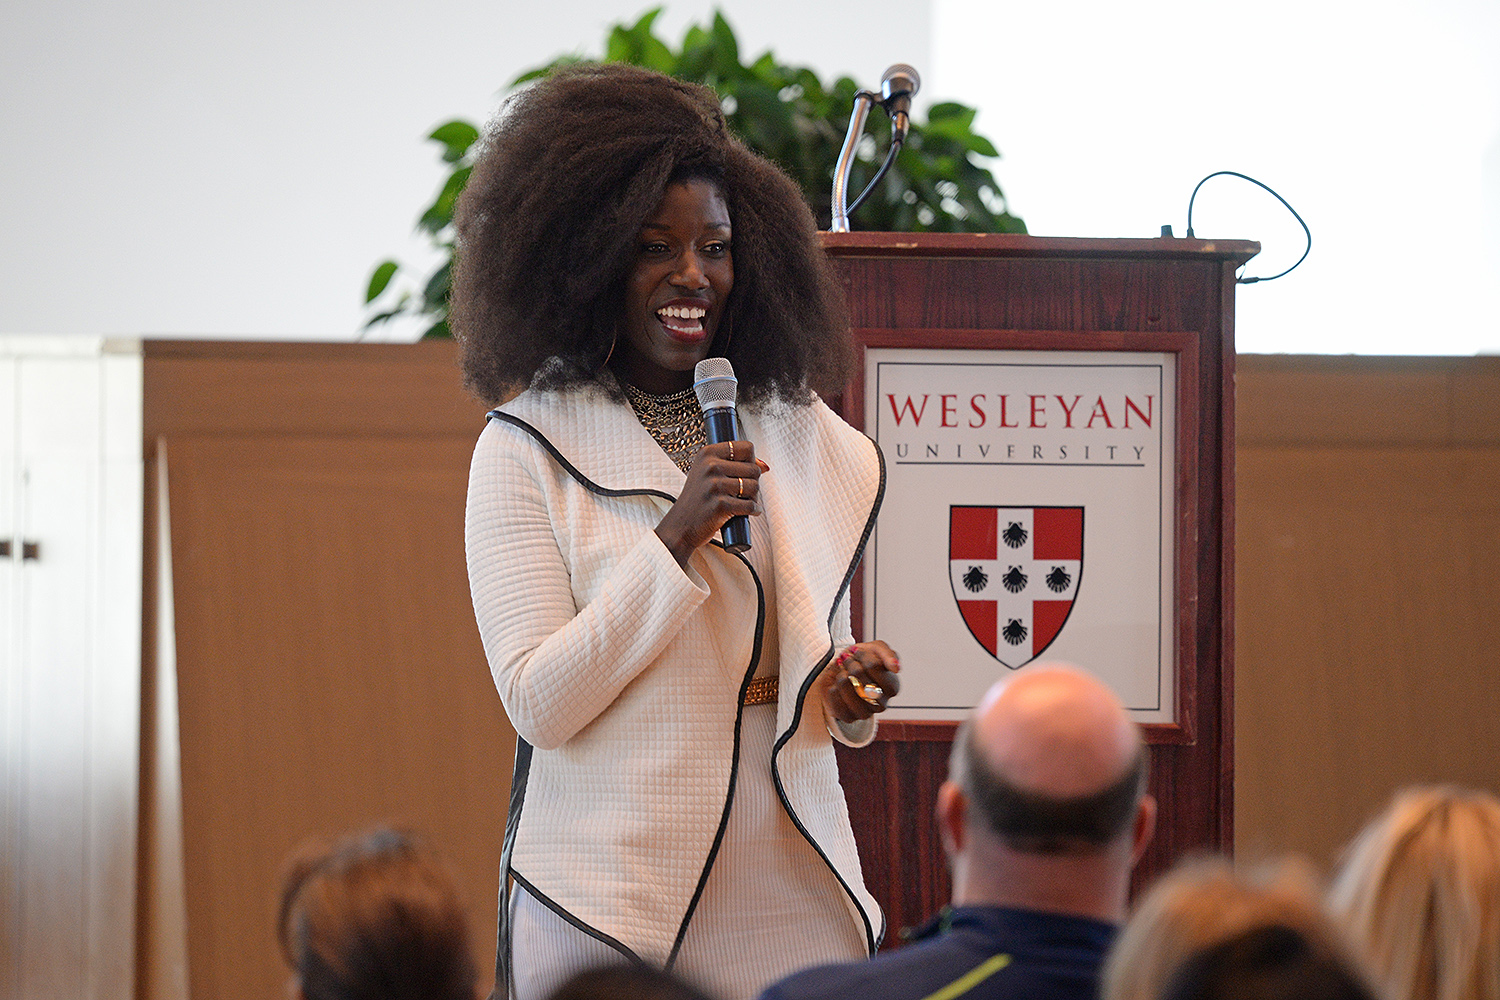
465, 383, 887, 982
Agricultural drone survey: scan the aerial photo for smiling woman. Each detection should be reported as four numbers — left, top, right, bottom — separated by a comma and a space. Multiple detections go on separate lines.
450, 64, 905, 1000
617, 176, 734, 394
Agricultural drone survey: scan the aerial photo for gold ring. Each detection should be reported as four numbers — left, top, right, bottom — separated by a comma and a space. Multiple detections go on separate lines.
728, 442, 735, 462
737, 477, 745, 499
847, 674, 883, 705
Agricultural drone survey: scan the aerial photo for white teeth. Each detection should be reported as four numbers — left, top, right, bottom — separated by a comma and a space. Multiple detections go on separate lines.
658, 306, 707, 320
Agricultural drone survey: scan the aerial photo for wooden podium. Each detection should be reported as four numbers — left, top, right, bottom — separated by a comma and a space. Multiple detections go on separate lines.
821, 232, 1259, 943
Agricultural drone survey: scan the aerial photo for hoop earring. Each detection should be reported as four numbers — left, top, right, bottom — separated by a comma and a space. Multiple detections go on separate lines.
601, 329, 618, 370
715, 314, 733, 358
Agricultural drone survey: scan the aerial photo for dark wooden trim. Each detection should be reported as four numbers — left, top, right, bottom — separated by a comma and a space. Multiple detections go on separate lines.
1217, 263, 1239, 850
871, 720, 958, 742
143, 339, 488, 439
143, 339, 459, 362
822, 231, 1260, 264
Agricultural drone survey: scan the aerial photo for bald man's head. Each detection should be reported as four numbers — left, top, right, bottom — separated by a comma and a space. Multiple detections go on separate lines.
951, 665, 1147, 854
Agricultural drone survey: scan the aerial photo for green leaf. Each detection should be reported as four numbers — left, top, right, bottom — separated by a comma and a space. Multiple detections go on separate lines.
418, 165, 472, 234
731, 79, 794, 147
966, 134, 999, 158
371, 6, 1025, 331
629, 7, 664, 35
510, 55, 583, 87
639, 35, 676, 73
605, 25, 634, 63
709, 12, 740, 74
428, 120, 479, 163
421, 318, 452, 339
921, 118, 979, 145
926, 102, 975, 126
361, 291, 410, 329
366, 261, 398, 303
748, 51, 779, 81
422, 261, 452, 311
511, 65, 551, 85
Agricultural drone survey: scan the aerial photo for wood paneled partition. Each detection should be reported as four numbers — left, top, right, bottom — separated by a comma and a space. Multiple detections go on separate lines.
142, 342, 510, 1000
139, 340, 1500, 999
1233, 355, 1500, 866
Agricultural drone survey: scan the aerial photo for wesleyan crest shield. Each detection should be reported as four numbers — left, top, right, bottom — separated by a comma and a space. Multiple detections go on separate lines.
949, 506, 1084, 669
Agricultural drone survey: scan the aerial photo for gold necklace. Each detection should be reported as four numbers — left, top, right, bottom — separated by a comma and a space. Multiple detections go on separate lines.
624, 383, 705, 473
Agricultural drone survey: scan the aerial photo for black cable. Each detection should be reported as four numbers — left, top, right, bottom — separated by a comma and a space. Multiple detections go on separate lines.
846, 134, 904, 216
1186, 170, 1311, 283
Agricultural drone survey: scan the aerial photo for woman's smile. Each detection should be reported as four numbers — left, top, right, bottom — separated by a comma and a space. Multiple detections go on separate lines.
656, 301, 709, 339
616, 178, 734, 393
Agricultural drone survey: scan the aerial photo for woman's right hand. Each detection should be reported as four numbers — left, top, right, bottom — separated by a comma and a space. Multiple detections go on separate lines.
655, 440, 766, 567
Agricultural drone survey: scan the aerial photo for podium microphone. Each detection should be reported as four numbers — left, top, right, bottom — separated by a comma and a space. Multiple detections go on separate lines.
693, 358, 751, 554
832, 62, 922, 231
880, 64, 920, 143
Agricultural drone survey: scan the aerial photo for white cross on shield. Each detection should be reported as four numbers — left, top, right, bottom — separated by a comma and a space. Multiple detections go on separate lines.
949, 505, 1084, 669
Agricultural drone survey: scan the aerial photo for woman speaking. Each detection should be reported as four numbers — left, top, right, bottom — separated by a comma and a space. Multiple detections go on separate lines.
455, 64, 901, 1000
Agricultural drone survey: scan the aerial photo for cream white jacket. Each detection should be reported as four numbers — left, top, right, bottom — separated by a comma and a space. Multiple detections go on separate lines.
465, 384, 886, 983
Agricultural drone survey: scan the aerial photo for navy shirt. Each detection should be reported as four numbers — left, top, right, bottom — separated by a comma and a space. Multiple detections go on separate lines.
757, 906, 1117, 1000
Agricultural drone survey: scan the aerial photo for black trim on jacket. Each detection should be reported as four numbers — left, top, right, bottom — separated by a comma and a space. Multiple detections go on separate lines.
481, 407, 887, 991
769, 439, 889, 954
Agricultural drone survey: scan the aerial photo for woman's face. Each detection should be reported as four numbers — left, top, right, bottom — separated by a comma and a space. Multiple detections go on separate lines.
615, 178, 734, 394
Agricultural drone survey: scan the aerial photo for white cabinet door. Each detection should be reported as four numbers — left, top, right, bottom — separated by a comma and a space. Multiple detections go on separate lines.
1, 338, 141, 1000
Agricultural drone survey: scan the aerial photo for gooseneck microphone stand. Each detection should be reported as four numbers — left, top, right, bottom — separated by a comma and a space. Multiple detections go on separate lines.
830, 92, 878, 233
829, 64, 921, 233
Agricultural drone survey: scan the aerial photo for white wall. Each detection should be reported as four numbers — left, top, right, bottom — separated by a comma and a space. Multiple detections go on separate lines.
0, 1, 928, 341
934, 0, 1500, 355
5, 0, 1497, 352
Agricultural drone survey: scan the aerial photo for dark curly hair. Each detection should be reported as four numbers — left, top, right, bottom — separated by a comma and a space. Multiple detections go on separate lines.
450, 63, 852, 406
277, 827, 477, 1000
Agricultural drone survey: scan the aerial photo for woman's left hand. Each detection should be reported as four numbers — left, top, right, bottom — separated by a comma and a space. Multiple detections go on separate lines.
822, 640, 901, 724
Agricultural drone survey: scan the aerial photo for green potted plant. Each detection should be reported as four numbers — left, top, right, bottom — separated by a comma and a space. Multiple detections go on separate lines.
365, 7, 1024, 338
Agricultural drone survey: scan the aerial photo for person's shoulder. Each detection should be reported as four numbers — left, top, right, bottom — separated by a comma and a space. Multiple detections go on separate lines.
484, 384, 623, 448
748, 394, 875, 461
758, 935, 986, 1000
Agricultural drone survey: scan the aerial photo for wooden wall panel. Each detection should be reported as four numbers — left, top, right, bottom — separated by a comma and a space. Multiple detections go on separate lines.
144, 343, 508, 1000
1234, 356, 1500, 866
141, 341, 1500, 993
835, 724, 954, 944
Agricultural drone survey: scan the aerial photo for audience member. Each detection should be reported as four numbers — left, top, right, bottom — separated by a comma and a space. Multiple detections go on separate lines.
278, 826, 479, 1000
758, 664, 1157, 1000
1101, 856, 1342, 1000
1328, 786, 1500, 1000
1159, 924, 1379, 1000
546, 964, 717, 1000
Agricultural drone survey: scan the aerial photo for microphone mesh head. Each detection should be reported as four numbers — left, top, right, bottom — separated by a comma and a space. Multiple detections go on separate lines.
693, 358, 738, 409
881, 63, 921, 100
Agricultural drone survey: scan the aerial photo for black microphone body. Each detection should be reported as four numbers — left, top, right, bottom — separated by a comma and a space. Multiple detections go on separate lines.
702, 406, 750, 553
880, 64, 921, 143
694, 358, 751, 554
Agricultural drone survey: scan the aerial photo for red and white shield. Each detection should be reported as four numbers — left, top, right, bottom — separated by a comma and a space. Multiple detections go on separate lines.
949, 506, 1084, 669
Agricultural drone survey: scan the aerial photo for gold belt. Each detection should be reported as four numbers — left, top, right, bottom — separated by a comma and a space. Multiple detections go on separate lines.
742, 676, 778, 706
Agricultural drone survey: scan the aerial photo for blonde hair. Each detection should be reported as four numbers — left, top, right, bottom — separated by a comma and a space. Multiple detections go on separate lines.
1103, 855, 1347, 1000
1329, 786, 1500, 1000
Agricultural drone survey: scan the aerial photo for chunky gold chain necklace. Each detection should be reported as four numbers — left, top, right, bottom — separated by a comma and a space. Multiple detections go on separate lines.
624, 383, 705, 473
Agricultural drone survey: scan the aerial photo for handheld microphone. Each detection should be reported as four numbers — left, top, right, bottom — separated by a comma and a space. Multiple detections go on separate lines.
880, 64, 920, 143
693, 358, 751, 554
